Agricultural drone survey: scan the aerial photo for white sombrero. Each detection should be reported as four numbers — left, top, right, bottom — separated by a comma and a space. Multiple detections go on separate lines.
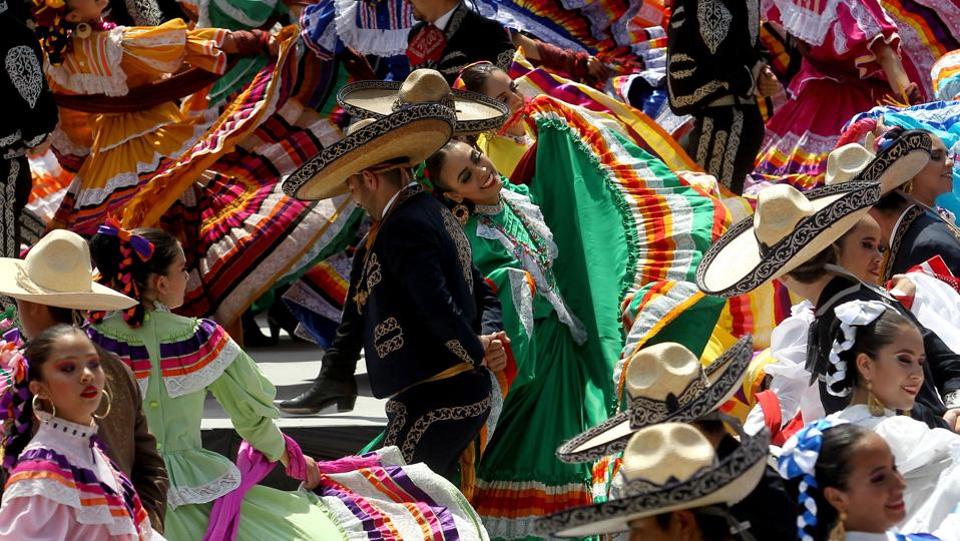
337, 69, 510, 135
0, 230, 136, 311
556, 335, 753, 464
537, 423, 770, 537
852, 129, 934, 193
282, 103, 456, 201
696, 182, 881, 298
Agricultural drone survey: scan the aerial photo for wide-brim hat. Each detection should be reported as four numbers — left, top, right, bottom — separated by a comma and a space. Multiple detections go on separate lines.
826, 143, 876, 186
853, 129, 933, 194
0, 230, 136, 311
282, 103, 456, 201
337, 69, 510, 135
537, 423, 770, 538
555, 335, 753, 464
696, 182, 881, 298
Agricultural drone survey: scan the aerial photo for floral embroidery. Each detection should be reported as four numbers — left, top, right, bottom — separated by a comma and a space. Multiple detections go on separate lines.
445, 339, 475, 365
384, 400, 408, 447
365, 252, 382, 293
441, 208, 474, 291
5, 46, 42, 109
697, 0, 732, 55
400, 395, 492, 462
373, 317, 404, 359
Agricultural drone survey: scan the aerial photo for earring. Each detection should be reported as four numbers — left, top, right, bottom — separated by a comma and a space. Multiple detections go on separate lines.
75, 22, 92, 39
93, 389, 112, 420
32, 394, 56, 422
828, 512, 846, 541
451, 203, 470, 226
867, 381, 885, 416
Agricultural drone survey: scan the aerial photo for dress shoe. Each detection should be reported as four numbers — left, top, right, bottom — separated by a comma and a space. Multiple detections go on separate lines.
276, 376, 358, 414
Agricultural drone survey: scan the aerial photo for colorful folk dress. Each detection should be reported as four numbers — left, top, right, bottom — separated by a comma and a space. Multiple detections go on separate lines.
88, 307, 490, 541
0, 416, 158, 540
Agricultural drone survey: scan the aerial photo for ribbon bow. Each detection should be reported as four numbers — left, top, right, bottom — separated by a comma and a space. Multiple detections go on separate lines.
825, 300, 889, 397
778, 418, 848, 541
0, 307, 16, 333
0, 332, 27, 386
97, 218, 155, 261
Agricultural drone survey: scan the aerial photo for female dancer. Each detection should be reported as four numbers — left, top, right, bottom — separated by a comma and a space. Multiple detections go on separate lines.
87, 223, 489, 540
779, 419, 947, 540
0, 325, 161, 539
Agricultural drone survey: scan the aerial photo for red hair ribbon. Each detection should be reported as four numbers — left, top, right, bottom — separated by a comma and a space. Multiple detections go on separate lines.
97, 217, 155, 261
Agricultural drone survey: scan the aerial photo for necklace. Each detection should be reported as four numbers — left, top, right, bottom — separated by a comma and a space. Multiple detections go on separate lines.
478, 197, 556, 291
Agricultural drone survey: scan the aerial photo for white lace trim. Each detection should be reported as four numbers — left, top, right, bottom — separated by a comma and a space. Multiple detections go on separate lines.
501, 188, 558, 261
166, 462, 242, 508
483, 367, 505, 443
333, 0, 411, 57
45, 28, 128, 96
768, 0, 840, 47
506, 267, 534, 339
49, 125, 91, 157
161, 335, 241, 398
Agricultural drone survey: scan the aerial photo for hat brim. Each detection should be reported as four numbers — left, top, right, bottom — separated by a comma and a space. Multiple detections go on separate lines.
283, 103, 456, 201
0, 259, 137, 311
555, 335, 754, 464
337, 81, 510, 135
538, 429, 771, 537
854, 130, 933, 194
696, 181, 881, 298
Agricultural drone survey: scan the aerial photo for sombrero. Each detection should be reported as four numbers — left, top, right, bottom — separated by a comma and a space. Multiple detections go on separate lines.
537, 423, 770, 538
696, 182, 881, 298
825, 143, 875, 186
852, 129, 933, 194
282, 102, 456, 201
556, 335, 753, 464
337, 69, 510, 135
0, 230, 136, 311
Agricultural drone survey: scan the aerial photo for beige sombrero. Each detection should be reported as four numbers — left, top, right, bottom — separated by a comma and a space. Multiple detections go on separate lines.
337, 69, 510, 135
0, 230, 136, 311
537, 423, 770, 538
282, 102, 456, 201
696, 182, 881, 298
827, 130, 933, 194
556, 335, 753, 464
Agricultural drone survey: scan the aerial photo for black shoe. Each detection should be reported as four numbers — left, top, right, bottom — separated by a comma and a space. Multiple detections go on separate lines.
275, 377, 358, 414
242, 310, 278, 348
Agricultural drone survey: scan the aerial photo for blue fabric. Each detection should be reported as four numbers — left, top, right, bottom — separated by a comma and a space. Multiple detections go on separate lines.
895, 534, 941, 540
849, 101, 960, 219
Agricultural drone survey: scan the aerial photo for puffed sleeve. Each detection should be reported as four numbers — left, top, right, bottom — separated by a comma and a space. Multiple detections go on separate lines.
121, 18, 229, 77
207, 348, 285, 462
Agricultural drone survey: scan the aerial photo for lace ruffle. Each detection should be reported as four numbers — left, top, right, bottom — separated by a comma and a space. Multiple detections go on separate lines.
166, 462, 242, 508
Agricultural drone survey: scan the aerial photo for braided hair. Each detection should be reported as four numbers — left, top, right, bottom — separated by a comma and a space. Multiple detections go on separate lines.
89, 222, 180, 328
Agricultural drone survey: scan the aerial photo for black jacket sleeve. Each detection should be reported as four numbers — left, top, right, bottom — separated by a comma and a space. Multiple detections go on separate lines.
922, 328, 960, 408
319, 246, 366, 382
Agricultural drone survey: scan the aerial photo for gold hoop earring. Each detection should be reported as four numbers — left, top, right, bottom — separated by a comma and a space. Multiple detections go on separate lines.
828, 512, 846, 541
867, 381, 885, 416
451, 203, 470, 226
93, 390, 111, 420
31, 394, 55, 422
75, 22, 92, 39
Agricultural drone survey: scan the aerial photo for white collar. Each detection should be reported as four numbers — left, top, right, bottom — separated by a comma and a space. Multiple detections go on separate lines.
380, 182, 417, 219
845, 532, 897, 541
433, 3, 460, 30
889, 204, 918, 248
27, 416, 100, 468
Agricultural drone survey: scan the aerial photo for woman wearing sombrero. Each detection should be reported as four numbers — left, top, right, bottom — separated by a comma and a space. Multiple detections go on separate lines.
536, 422, 771, 541
553, 337, 797, 540
696, 179, 960, 433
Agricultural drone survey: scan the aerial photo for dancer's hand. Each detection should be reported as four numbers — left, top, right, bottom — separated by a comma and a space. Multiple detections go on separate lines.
901, 82, 922, 105
587, 56, 609, 82
888, 274, 916, 298
480, 331, 510, 372
302, 455, 321, 490
756, 65, 780, 97
944, 408, 960, 432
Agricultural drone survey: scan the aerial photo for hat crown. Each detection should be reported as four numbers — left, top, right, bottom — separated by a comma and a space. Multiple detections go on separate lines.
23, 230, 93, 293
626, 342, 701, 400
754, 185, 815, 247
621, 423, 716, 486
399, 69, 452, 105
826, 143, 875, 186
346, 118, 377, 136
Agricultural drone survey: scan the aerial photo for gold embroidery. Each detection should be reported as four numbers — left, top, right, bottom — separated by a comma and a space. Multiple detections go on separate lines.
365, 253, 382, 293
374, 317, 404, 358
441, 208, 474, 291
445, 339, 475, 365
384, 400, 407, 447
669, 80, 730, 108
400, 395, 492, 461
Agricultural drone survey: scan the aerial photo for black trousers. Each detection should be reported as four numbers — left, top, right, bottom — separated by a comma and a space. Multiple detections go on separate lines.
383, 367, 492, 479
681, 104, 765, 195
0, 156, 32, 259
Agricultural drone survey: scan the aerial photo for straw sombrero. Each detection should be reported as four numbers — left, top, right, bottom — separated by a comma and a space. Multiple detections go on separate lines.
696, 182, 881, 298
282, 102, 456, 201
0, 230, 136, 311
825, 143, 876, 186
852, 129, 933, 193
556, 335, 753, 464
337, 69, 510, 135
537, 423, 770, 538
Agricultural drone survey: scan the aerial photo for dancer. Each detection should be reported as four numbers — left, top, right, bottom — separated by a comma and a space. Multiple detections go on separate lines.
0, 325, 162, 539
0, 230, 169, 528
779, 419, 947, 540
280, 73, 508, 480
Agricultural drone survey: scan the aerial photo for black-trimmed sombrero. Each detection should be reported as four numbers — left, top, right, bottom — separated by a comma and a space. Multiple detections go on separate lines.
853, 129, 934, 194
537, 423, 770, 538
282, 103, 456, 201
696, 182, 881, 298
337, 69, 510, 135
556, 335, 753, 464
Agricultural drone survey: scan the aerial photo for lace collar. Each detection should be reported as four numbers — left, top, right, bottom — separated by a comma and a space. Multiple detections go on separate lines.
474, 196, 504, 216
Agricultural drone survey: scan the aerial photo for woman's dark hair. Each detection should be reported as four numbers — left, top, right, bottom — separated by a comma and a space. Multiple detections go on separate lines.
826, 307, 918, 397
458, 62, 500, 94
89, 227, 180, 327
652, 507, 736, 541
785, 245, 838, 284
874, 191, 909, 213
788, 423, 871, 541
3, 325, 90, 469
424, 140, 478, 216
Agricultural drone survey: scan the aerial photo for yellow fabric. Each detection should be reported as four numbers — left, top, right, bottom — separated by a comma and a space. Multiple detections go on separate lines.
477, 133, 530, 179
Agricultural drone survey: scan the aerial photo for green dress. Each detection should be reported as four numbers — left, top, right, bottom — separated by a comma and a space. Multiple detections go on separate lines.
466, 182, 613, 541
